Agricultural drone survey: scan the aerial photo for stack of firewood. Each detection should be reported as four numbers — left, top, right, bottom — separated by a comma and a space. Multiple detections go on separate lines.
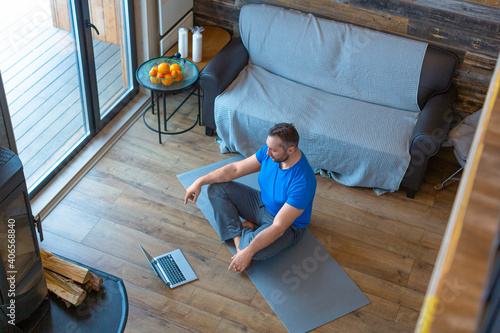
40, 249, 103, 308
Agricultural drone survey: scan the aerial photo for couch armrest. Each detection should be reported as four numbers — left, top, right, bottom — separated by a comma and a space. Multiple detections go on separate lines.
199, 37, 249, 135
402, 84, 458, 197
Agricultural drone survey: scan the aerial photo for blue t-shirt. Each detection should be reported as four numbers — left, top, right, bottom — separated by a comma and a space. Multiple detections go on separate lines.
255, 145, 317, 228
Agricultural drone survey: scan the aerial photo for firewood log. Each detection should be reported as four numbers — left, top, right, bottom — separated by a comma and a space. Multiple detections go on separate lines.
40, 249, 91, 284
88, 271, 103, 292
83, 271, 103, 292
44, 269, 87, 307
83, 281, 93, 293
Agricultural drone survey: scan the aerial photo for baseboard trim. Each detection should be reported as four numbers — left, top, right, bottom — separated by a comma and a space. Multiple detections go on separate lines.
31, 93, 150, 221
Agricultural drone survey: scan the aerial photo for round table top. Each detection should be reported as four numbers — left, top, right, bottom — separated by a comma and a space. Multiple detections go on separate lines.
164, 26, 231, 72
136, 56, 199, 93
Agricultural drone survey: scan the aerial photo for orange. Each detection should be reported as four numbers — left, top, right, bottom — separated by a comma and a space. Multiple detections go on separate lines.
170, 63, 182, 73
150, 77, 160, 84
162, 74, 174, 86
173, 72, 183, 82
156, 72, 165, 79
170, 69, 180, 78
149, 66, 158, 77
158, 62, 170, 75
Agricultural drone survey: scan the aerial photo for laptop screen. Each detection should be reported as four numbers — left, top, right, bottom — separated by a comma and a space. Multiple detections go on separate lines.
139, 245, 158, 275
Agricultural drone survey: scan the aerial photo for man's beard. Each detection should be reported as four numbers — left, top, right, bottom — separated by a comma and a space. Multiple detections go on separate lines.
271, 151, 290, 163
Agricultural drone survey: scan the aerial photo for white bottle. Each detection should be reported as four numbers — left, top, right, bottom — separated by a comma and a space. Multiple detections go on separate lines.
192, 31, 203, 62
178, 28, 188, 58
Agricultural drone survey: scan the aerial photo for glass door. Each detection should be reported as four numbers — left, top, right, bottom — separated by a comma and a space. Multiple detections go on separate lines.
0, 0, 137, 196
0, 0, 91, 192
84, 0, 136, 121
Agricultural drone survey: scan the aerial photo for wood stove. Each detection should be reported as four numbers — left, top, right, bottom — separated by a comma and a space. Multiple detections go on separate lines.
0, 147, 48, 331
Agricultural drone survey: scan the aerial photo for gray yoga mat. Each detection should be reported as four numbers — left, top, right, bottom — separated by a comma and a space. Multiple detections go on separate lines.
177, 156, 370, 333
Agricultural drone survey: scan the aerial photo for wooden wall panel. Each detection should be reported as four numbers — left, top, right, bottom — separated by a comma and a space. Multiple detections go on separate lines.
287, 0, 409, 34
50, 0, 72, 33
194, 0, 500, 114
406, 0, 500, 22
50, 0, 121, 45
466, 0, 500, 8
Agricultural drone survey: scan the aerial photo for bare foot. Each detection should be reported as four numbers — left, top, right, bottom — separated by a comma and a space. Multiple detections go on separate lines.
241, 221, 255, 230
233, 236, 241, 253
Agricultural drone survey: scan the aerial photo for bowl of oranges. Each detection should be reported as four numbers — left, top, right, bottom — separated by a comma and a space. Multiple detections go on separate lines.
147, 58, 184, 85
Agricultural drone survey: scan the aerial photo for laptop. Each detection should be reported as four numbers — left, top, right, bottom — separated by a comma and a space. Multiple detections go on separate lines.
139, 245, 198, 288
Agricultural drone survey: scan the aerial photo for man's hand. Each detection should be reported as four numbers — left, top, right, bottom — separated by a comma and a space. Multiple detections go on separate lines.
184, 181, 201, 204
229, 248, 254, 272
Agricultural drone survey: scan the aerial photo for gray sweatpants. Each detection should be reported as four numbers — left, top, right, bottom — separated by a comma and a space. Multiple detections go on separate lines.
207, 181, 305, 261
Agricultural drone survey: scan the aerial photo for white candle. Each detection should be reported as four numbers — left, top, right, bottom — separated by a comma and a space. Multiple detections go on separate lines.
192, 31, 202, 62
178, 28, 188, 58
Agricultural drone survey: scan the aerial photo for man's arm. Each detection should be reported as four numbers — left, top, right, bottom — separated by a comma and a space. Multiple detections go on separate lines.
228, 203, 304, 271
184, 154, 261, 204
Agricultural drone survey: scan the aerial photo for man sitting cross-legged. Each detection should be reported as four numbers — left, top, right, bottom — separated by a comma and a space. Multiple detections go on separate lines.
184, 123, 317, 272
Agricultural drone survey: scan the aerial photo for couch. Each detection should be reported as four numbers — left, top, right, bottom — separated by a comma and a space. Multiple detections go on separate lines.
199, 4, 458, 198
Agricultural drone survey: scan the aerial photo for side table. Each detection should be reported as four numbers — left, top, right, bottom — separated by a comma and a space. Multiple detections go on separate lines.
136, 26, 231, 143
136, 56, 200, 144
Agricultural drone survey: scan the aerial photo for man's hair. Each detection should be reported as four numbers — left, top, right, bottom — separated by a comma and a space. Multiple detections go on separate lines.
268, 123, 299, 149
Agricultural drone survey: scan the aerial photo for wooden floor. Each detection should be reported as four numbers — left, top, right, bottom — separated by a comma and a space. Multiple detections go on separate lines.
0, 0, 123, 189
39, 93, 460, 332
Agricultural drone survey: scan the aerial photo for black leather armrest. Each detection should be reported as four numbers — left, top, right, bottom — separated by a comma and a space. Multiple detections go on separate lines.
412, 84, 457, 150
199, 37, 249, 135
402, 84, 458, 196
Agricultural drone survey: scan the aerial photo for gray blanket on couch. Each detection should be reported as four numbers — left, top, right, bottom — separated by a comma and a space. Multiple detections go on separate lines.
214, 4, 428, 192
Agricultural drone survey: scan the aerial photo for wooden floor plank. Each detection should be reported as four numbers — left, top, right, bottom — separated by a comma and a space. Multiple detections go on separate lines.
82, 158, 217, 230
113, 193, 222, 257
126, 283, 221, 333
314, 176, 450, 234
72, 177, 124, 204
311, 224, 415, 286
214, 319, 262, 333
126, 305, 195, 333
396, 306, 420, 329
345, 267, 424, 311
313, 195, 425, 243
407, 260, 435, 293
311, 208, 437, 264
361, 292, 401, 322
61, 189, 220, 255
41, 203, 101, 243
187, 287, 287, 333
249, 290, 275, 315
420, 230, 445, 250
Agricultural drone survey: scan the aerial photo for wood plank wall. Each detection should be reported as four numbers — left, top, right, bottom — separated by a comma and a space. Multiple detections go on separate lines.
193, 0, 500, 116
50, 0, 121, 45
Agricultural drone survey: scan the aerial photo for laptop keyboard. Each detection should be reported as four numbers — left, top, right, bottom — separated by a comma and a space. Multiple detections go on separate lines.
157, 254, 186, 285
